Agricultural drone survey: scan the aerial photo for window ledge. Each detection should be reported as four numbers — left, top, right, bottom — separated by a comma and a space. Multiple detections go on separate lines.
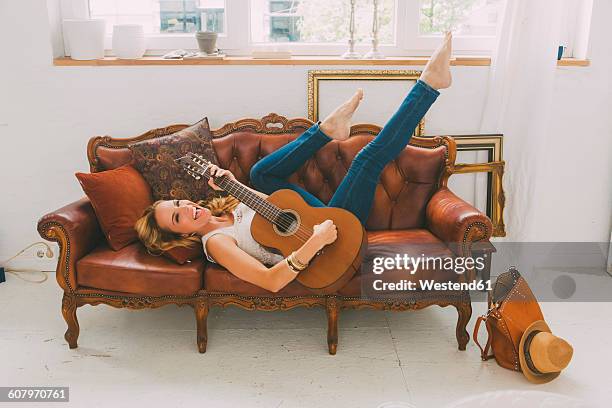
53, 55, 492, 66
52, 56, 590, 68
556, 58, 591, 67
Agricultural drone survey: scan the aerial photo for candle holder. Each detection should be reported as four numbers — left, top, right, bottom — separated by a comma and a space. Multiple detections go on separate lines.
364, 0, 385, 59
341, 0, 361, 59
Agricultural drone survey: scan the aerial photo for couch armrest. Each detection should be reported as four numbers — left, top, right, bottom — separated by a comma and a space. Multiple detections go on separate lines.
37, 197, 103, 293
426, 187, 493, 257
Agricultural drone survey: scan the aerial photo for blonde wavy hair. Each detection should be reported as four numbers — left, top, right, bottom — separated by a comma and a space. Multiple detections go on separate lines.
134, 195, 240, 254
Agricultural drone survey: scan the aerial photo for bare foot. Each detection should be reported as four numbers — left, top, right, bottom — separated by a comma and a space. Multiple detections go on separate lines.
420, 32, 453, 90
320, 88, 364, 141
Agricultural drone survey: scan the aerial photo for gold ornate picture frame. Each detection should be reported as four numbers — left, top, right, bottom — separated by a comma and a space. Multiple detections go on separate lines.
308, 69, 424, 136
449, 134, 506, 237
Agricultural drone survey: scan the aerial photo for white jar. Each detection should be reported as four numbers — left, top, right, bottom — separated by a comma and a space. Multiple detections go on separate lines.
112, 24, 146, 59
63, 19, 106, 60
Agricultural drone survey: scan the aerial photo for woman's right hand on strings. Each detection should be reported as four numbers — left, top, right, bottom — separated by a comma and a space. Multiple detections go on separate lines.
312, 219, 338, 246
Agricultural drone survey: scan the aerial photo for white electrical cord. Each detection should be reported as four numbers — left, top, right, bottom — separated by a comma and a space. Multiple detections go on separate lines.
1, 241, 54, 283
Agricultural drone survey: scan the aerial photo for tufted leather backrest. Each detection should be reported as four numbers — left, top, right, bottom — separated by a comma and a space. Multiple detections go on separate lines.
88, 115, 454, 230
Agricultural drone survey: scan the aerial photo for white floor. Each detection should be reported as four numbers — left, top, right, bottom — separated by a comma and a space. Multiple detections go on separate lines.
1, 272, 610, 408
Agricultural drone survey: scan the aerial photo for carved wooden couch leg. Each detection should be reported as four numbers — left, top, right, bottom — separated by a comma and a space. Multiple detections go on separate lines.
454, 299, 472, 351
195, 298, 209, 353
325, 296, 339, 355
61, 293, 80, 349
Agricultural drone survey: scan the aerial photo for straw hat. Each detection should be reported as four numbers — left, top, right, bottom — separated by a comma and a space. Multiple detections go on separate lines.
519, 320, 574, 384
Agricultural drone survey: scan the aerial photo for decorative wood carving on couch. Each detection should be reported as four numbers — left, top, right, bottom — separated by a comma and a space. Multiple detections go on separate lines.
38, 113, 492, 355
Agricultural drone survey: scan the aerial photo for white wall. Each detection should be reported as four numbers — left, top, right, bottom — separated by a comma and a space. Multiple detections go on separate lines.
531, 0, 612, 242
0, 0, 610, 268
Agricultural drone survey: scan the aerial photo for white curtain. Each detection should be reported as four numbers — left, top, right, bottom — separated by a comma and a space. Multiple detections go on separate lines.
479, 0, 565, 241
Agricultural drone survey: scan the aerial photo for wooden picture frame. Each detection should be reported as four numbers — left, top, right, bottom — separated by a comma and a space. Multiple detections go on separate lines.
307, 69, 425, 136
449, 134, 506, 237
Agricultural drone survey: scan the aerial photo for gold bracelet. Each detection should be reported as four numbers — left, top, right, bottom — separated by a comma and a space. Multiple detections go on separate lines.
286, 255, 303, 272
285, 257, 301, 274
291, 251, 308, 269
287, 253, 307, 272
290, 251, 309, 269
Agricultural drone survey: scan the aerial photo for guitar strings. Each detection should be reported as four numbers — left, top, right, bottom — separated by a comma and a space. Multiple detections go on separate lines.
218, 176, 318, 243
186, 157, 318, 243
221, 179, 316, 243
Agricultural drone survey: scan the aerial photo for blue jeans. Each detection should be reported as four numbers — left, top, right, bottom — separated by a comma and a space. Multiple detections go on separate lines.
249, 79, 440, 226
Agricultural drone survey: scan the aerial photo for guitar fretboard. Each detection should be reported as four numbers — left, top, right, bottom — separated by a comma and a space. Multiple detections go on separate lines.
200, 164, 282, 224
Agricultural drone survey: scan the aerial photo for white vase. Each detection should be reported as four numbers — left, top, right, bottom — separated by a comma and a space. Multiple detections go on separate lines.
112, 24, 146, 59
63, 19, 106, 60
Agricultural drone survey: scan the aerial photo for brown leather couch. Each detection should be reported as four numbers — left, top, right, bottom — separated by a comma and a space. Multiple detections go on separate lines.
38, 113, 492, 354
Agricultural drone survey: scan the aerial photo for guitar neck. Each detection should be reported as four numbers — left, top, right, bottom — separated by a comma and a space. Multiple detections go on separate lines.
205, 169, 280, 223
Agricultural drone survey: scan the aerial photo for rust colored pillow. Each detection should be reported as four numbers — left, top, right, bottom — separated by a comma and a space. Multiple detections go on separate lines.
128, 118, 219, 201
163, 244, 204, 265
76, 165, 153, 251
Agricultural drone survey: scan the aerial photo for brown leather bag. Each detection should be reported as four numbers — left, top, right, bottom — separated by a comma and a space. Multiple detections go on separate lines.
473, 267, 544, 371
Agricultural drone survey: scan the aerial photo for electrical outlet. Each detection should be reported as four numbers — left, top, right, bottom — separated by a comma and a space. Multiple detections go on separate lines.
35, 247, 54, 259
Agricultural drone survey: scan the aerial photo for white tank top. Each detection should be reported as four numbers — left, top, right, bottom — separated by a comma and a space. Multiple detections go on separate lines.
200, 202, 285, 266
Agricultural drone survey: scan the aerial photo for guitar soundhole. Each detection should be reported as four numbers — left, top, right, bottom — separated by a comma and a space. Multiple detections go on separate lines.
273, 210, 300, 236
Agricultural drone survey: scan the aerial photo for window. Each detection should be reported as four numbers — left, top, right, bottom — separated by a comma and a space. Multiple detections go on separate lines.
558, 0, 593, 59
250, 0, 301, 43
88, 0, 225, 34
419, 0, 503, 36
249, 0, 395, 45
59, 0, 591, 58
405, 0, 503, 54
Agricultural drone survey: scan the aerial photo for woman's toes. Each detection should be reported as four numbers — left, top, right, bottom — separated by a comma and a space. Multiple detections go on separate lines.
355, 88, 364, 101
420, 33, 453, 90
320, 89, 364, 140
344, 88, 364, 114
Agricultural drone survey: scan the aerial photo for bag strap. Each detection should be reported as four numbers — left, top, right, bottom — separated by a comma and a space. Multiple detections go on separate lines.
473, 315, 494, 361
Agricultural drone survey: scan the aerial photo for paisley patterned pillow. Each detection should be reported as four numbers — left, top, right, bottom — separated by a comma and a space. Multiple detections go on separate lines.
129, 118, 219, 201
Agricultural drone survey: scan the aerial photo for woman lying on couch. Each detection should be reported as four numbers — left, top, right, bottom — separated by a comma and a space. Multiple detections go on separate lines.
135, 33, 454, 293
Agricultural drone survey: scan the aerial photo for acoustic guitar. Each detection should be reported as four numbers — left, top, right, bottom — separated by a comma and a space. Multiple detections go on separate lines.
176, 153, 367, 294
